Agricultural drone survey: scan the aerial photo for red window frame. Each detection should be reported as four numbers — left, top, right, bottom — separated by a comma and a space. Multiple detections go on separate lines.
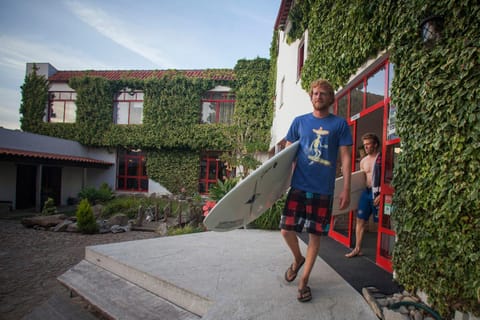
200, 91, 235, 124
116, 149, 148, 192
199, 152, 228, 195
297, 40, 305, 80
114, 90, 144, 125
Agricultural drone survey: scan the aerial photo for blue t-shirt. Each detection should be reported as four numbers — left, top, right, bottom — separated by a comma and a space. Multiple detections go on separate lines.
286, 113, 352, 195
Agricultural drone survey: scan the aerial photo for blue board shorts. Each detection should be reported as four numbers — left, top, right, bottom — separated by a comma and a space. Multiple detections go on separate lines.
279, 188, 332, 235
357, 188, 378, 222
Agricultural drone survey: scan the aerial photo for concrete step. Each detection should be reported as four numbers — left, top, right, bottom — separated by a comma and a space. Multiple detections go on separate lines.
22, 293, 98, 320
83, 244, 211, 316
57, 260, 200, 320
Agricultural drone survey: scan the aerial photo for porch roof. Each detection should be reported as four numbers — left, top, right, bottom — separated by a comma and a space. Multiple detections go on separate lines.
0, 147, 113, 168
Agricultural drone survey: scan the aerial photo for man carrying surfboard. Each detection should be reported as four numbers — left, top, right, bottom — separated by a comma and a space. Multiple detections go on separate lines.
345, 133, 381, 258
280, 79, 352, 302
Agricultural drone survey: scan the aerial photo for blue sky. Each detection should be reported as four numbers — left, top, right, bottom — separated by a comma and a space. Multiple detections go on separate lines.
0, 0, 280, 130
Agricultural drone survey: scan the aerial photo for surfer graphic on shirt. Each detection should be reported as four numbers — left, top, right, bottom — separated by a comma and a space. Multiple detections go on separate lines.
308, 126, 331, 166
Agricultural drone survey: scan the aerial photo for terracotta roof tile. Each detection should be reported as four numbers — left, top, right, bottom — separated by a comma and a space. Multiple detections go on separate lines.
48, 69, 235, 82
274, 0, 293, 30
0, 147, 113, 166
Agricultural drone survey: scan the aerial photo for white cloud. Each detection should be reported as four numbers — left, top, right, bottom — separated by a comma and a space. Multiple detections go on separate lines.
65, 0, 175, 68
0, 35, 109, 71
0, 87, 21, 130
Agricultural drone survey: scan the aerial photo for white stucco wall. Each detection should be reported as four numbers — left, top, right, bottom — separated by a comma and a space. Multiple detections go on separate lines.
270, 30, 313, 150
148, 179, 171, 195
62, 167, 85, 204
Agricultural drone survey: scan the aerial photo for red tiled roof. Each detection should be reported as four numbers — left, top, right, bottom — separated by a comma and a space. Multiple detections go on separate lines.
48, 69, 235, 82
0, 147, 113, 166
274, 0, 293, 30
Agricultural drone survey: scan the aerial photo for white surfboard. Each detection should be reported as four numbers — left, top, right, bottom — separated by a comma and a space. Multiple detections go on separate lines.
203, 141, 299, 232
332, 170, 366, 216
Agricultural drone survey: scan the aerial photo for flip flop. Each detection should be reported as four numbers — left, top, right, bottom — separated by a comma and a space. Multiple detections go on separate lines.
297, 286, 312, 302
284, 257, 305, 282
345, 248, 363, 258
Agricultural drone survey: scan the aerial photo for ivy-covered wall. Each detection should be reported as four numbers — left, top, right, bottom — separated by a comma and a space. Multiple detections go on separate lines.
283, 0, 479, 317
20, 58, 272, 196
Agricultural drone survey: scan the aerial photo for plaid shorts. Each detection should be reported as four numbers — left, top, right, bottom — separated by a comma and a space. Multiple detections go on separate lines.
279, 188, 333, 235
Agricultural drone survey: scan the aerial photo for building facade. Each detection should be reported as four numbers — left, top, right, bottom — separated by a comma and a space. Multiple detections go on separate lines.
5, 63, 240, 211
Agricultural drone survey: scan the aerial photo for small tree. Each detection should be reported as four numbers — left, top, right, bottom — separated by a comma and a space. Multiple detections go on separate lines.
20, 64, 49, 132
76, 199, 98, 234
41, 197, 57, 216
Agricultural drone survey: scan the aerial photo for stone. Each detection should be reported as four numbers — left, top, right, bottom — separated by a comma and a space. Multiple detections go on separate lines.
402, 296, 420, 303
107, 214, 129, 227
52, 219, 74, 232
383, 307, 410, 320
22, 214, 68, 228
110, 225, 130, 233
156, 223, 168, 236
412, 310, 424, 320
66, 222, 79, 232
92, 204, 103, 218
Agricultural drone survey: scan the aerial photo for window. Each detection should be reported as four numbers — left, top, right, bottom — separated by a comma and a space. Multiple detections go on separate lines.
117, 148, 148, 192
297, 40, 305, 80
201, 87, 235, 124
350, 81, 364, 117
335, 59, 393, 120
114, 90, 144, 124
48, 91, 77, 123
279, 77, 285, 109
366, 66, 386, 108
337, 93, 348, 119
199, 152, 229, 194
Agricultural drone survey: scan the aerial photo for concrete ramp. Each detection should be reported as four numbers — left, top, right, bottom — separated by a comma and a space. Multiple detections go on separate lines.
58, 230, 377, 320
58, 260, 200, 320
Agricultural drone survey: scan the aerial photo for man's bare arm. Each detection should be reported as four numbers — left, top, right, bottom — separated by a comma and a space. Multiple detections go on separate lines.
338, 145, 352, 210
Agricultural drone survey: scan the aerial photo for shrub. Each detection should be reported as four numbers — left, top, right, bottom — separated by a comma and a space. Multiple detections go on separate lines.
41, 197, 57, 216
167, 225, 204, 236
208, 177, 239, 201
76, 199, 98, 234
78, 182, 114, 204
250, 195, 285, 230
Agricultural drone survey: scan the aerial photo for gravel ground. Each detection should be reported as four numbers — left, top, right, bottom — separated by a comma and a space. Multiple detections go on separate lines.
0, 216, 162, 320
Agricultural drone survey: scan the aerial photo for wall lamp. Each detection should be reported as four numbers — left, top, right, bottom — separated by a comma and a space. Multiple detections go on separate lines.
420, 15, 444, 45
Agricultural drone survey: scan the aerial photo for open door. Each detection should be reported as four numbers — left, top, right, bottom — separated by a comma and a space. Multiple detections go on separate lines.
329, 56, 396, 272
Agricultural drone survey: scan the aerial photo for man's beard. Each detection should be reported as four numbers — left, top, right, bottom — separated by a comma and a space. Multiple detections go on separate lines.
313, 102, 330, 111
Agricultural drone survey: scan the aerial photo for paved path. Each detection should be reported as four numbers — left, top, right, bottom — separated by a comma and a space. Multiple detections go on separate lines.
0, 218, 161, 320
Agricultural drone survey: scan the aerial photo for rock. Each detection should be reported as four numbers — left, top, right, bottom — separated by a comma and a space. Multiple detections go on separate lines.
92, 204, 103, 218
22, 214, 68, 228
110, 225, 130, 233
397, 306, 409, 314
52, 219, 74, 232
66, 222, 79, 232
412, 310, 424, 320
156, 223, 168, 236
107, 214, 129, 227
402, 295, 420, 303
383, 307, 410, 320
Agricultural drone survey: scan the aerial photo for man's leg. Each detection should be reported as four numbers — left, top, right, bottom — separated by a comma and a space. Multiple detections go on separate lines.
346, 190, 370, 258
299, 233, 320, 290
346, 217, 366, 257
281, 229, 305, 279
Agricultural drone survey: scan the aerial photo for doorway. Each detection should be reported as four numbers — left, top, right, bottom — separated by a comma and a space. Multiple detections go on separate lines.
328, 55, 396, 272
41, 166, 62, 207
16, 165, 37, 210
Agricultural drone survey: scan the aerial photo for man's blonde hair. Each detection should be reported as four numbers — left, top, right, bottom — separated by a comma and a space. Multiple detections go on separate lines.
309, 79, 334, 100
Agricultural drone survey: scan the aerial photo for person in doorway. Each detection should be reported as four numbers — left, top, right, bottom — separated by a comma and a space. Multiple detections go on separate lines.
345, 132, 382, 258
280, 79, 352, 302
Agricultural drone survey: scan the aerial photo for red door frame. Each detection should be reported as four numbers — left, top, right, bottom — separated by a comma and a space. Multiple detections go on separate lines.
328, 56, 397, 273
